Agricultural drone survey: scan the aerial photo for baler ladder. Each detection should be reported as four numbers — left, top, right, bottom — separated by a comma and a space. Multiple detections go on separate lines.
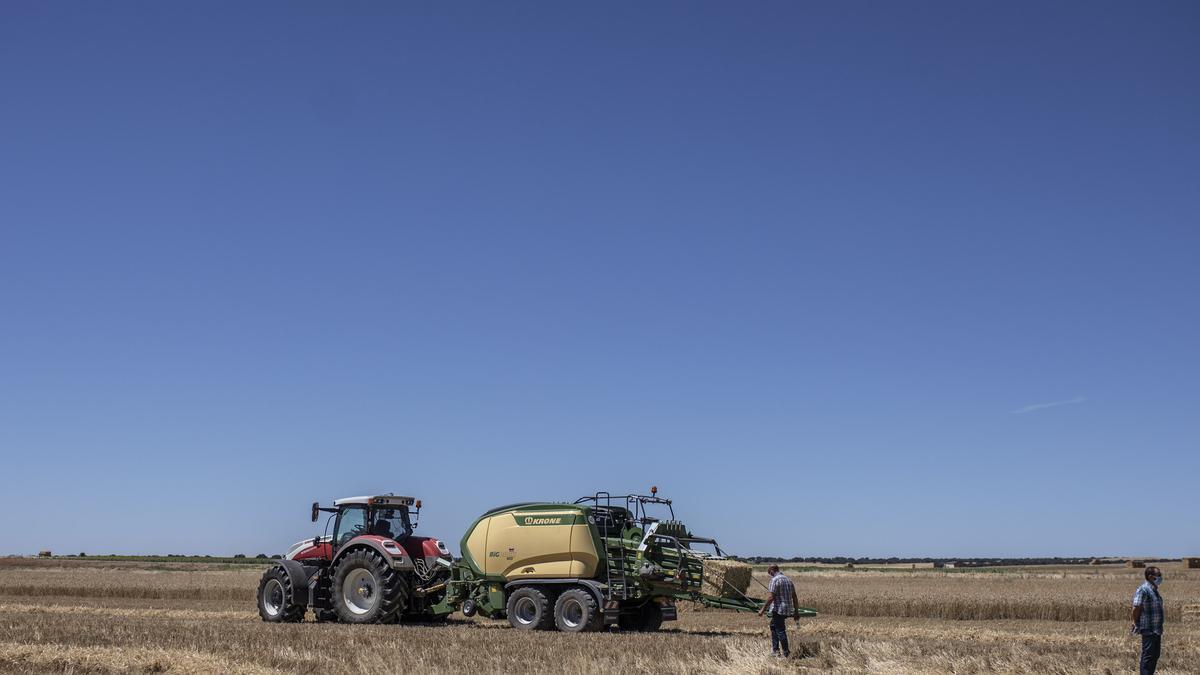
593, 491, 629, 602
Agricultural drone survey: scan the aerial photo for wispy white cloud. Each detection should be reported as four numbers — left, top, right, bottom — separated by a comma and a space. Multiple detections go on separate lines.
1010, 397, 1086, 414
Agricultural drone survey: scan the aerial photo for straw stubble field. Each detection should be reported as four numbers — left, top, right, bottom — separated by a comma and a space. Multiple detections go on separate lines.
1, 558, 1197, 674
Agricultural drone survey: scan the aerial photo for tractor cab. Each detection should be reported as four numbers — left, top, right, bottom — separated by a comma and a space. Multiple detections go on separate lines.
326, 495, 418, 548
286, 494, 433, 564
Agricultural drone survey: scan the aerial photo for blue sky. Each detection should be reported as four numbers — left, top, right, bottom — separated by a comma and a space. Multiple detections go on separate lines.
1, 2, 1197, 558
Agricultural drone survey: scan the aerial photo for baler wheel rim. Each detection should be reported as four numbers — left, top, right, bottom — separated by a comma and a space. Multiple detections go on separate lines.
505, 587, 555, 630
512, 596, 539, 626
560, 597, 585, 629
553, 588, 600, 632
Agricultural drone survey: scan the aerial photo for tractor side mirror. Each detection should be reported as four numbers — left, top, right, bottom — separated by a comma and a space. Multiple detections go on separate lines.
311, 502, 320, 522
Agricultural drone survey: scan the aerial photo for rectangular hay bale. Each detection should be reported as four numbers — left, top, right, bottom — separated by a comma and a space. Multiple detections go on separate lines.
701, 559, 752, 597
1184, 557, 1200, 569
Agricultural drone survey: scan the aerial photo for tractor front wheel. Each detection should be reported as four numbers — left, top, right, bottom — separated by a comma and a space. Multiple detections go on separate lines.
257, 566, 305, 623
331, 549, 410, 624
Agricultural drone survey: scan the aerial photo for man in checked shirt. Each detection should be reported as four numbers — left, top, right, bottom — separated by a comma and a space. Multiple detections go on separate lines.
1130, 565, 1165, 675
757, 565, 800, 658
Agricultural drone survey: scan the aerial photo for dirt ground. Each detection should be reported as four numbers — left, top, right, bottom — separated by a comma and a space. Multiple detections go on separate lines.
1, 558, 1197, 674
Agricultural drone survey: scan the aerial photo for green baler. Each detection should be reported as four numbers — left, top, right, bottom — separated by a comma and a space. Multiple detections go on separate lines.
431, 490, 817, 632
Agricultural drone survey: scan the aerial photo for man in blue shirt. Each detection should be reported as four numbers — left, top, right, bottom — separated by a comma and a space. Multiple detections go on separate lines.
1130, 565, 1164, 675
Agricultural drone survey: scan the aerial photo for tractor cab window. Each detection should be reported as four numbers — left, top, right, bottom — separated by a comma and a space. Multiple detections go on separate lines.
369, 507, 412, 541
334, 505, 368, 547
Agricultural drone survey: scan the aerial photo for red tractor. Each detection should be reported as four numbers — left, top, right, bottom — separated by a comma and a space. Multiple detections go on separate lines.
256, 494, 453, 624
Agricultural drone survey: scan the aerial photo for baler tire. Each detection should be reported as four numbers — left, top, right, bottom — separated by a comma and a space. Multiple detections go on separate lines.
553, 588, 601, 633
618, 601, 664, 632
506, 587, 555, 631
331, 549, 410, 624
257, 566, 305, 623
639, 602, 664, 632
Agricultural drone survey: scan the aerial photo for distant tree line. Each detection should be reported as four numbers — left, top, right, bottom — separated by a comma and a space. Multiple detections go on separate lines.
56, 553, 283, 561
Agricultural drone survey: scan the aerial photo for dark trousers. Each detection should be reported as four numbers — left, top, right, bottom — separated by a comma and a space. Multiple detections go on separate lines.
1140, 633, 1161, 675
769, 613, 790, 655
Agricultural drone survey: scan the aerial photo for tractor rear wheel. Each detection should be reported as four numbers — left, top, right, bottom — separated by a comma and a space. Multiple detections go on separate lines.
506, 587, 555, 630
257, 566, 305, 623
553, 588, 600, 632
332, 549, 410, 624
